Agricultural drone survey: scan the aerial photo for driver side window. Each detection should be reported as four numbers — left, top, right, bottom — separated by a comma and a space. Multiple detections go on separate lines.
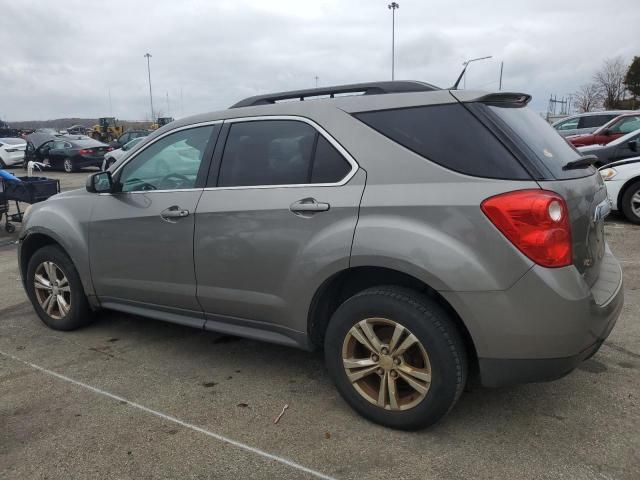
118, 125, 215, 192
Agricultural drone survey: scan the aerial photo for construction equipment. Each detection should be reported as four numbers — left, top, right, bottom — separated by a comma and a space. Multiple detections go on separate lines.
90, 117, 123, 143
150, 117, 174, 130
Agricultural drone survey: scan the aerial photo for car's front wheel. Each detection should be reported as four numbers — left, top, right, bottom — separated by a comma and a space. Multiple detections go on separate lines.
621, 181, 640, 224
63, 158, 75, 173
324, 286, 467, 430
25, 245, 92, 331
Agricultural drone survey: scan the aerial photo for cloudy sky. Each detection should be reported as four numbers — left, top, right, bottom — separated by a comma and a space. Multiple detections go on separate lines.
1, 0, 638, 121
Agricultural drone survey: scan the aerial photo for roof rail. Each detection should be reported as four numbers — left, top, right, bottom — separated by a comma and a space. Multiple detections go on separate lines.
229, 80, 440, 109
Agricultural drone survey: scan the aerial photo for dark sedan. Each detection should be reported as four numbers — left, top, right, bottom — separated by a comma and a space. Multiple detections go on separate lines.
578, 128, 640, 167
25, 134, 112, 172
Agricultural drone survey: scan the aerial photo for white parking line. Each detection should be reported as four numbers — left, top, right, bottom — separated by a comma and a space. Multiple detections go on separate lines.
0, 350, 336, 480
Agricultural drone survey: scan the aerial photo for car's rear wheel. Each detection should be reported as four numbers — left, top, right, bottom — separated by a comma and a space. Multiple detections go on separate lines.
324, 286, 467, 430
25, 245, 92, 331
63, 158, 75, 173
621, 181, 640, 224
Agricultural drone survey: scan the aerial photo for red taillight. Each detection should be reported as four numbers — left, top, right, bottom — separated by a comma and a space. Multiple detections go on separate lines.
78, 148, 94, 155
481, 190, 572, 268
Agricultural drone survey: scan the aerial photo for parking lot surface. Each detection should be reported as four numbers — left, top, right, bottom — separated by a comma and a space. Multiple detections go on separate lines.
1, 171, 639, 479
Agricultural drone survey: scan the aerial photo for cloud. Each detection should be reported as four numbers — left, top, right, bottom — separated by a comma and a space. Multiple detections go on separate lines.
0, 0, 638, 121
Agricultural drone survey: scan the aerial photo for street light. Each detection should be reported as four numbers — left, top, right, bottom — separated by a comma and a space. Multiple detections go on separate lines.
144, 53, 154, 122
462, 55, 492, 89
388, 2, 399, 81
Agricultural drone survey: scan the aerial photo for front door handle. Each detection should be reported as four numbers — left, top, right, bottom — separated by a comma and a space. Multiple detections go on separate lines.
161, 206, 190, 222
290, 198, 330, 214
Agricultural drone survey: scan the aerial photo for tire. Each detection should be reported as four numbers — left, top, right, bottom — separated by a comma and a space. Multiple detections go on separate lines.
25, 245, 92, 331
63, 158, 75, 173
0, 157, 6, 168
5, 222, 15, 233
324, 286, 467, 430
621, 181, 640, 224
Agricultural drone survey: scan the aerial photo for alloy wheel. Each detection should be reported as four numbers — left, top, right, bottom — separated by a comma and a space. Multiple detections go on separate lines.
64, 159, 73, 172
341, 317, 432, 411
631, 190, 640, 217
33, 261, 72, 320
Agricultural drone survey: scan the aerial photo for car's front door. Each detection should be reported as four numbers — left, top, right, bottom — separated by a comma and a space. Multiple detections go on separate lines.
89, 123, 220, 319
194, 118, 365, 340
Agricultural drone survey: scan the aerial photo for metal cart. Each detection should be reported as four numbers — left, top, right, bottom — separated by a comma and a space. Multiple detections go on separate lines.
0, 176, 61, 233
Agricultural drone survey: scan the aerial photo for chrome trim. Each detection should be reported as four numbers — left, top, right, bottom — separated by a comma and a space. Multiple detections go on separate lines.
205, 115, 359, 190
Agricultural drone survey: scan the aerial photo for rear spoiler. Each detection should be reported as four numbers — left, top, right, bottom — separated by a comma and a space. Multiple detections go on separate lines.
475, 92, 532, 107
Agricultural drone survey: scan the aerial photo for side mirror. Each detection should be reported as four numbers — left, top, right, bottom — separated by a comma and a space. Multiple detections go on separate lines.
629, 140, 639, 152
602, 129, 612, 136
86, 171, 113, 193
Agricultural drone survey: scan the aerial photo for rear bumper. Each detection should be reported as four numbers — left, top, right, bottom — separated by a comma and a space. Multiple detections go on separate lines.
442, 246, 624, 387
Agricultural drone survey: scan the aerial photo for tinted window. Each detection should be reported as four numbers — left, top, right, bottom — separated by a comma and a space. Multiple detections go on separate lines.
487, 105, 588, 179
119, 125, 214, 192
579, 115, 614, 129
312, 135, 351, 183
219, 121, 316, 187
355, 104, 529, 180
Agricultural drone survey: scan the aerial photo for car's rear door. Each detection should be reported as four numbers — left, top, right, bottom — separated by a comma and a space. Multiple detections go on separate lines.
88, 123, 221, 321
193, 117, 364, 341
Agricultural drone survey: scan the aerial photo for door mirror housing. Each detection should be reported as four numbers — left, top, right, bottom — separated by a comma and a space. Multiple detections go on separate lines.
628, 140, 639, 152
86, 171, 114, 193
602, 129, 612, 136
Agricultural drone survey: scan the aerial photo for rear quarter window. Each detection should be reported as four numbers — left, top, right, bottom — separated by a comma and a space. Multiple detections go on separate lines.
354, 103, 530, 180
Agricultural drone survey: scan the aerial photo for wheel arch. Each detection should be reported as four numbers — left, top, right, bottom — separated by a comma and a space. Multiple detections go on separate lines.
307, 266, 479, 377
617, 175, 640, 212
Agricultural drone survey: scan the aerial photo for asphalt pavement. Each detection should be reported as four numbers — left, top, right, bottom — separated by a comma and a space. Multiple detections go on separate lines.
1, 170, 639, 479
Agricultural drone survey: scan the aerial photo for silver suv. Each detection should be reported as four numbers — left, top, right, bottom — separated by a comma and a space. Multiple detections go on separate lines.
18, 81, 624, 429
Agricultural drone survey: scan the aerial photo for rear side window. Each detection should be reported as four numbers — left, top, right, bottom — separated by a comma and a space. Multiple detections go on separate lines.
218, 120, 352, 187
578, 115, 614, 129
354, 104, 530, 180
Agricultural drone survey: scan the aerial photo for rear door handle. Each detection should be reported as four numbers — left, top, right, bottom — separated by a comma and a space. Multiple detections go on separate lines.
161, 206, 190, 222
290, 198, 330, 214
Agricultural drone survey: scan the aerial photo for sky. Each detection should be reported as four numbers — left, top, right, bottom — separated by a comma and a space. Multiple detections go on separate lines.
1, 0, 639, 121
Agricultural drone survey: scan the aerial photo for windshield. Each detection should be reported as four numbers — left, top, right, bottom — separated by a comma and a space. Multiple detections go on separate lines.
486, 105, 591, 179
608, 128, 640, 146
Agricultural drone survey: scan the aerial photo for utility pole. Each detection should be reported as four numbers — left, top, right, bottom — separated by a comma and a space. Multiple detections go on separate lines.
388, 2, 399, 80
315, 76, 319, 88
108, 88, 113, 116
498, 61, 504, 91
144, 53, 154, 122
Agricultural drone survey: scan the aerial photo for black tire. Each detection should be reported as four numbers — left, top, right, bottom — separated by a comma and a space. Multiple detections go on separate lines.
621, 181, 640, 224
25, 245, 92, 331
5, 222, 15, 233
324, 286, 467, 430
0, 158, 6, 168
63, 158, 75, 173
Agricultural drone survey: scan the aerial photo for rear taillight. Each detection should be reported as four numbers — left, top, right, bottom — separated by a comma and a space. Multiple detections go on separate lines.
79, 149, 94, 155
481, 189, 572, 268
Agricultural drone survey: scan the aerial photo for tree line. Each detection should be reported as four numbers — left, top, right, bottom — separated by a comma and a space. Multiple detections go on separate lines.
573, 56, 640, 112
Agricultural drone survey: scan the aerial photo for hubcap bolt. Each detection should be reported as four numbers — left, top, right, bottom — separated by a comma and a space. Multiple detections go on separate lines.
381, 347, 389, 355
393, 357, 401, 365
390, 370, 398, 378
371, 354, 379, 362
376, 368, 384, 376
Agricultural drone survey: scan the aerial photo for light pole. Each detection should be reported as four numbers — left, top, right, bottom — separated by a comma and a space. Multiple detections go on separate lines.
462, 55, 492, 89
388, 2, 399, 81
144, 53, 154, 122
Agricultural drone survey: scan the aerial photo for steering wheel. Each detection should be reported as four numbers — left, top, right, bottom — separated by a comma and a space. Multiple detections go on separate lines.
158, 172, 191, 190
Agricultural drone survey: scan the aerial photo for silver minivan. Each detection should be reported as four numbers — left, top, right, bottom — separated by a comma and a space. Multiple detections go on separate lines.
18, 81, 623, 429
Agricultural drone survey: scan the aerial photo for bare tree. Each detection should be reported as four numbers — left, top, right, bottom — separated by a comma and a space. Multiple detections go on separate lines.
573, 83, 602, 112
593, 57, 628, 109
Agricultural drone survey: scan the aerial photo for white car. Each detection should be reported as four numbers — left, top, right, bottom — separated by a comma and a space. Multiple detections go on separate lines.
101, 136, 146, 170
0, 137, 27, 167
599, 156, 640, 224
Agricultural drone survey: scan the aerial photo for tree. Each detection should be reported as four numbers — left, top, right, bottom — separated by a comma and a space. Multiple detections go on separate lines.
593, 57, 628, 109
624, 56, 640, 103
573, 83, 602, 112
